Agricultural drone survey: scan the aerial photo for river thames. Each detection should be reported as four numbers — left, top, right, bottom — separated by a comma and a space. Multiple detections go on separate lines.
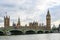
0, 33, 60, 40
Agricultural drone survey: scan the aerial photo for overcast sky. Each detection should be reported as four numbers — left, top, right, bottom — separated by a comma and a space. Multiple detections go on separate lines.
0, 0, 60, 27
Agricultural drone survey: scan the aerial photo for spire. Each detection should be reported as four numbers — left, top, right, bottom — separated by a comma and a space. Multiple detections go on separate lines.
5, 12, 8, 17
18, 17, 20, 23
47, 10, 50, 16
47, 10, 49, 14
17, 17, 20, 26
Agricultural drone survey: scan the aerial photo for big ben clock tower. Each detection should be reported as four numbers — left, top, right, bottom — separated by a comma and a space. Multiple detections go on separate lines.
46, 10, 51, 30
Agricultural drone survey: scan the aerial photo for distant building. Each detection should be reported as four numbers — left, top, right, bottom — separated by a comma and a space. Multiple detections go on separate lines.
29, 22, 38, 29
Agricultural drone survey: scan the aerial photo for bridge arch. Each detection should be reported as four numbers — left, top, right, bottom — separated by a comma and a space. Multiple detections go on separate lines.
37, 30, 44, 34
0, 31, 5, 35
50, 31, 53, 33
25, 30, 36, 34
44, 31, 50, 33
9, 30, 23, 35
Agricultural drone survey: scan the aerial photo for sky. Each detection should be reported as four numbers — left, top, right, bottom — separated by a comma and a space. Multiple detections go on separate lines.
0, 0, 60, 27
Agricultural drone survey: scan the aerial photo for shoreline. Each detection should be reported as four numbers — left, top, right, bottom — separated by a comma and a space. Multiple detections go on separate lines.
0, 33, 60, 36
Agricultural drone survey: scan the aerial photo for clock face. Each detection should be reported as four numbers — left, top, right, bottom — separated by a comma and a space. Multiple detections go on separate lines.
47, 17, 50, 19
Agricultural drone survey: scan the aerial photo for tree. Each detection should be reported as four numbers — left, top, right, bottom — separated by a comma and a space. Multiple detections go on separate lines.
58, 24, 60, 31
52, 25, 57, 30
58, 24, 60, 28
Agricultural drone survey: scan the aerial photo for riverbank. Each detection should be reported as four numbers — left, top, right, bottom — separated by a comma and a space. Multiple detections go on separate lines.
0, 32, 60, 36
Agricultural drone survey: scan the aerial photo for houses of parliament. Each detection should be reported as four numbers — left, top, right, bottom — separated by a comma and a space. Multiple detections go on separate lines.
4, 10, 51, 30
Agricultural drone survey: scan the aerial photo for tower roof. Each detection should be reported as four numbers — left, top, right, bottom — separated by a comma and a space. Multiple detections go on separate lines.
46, 10, 50, 16
4, 12, 10, 18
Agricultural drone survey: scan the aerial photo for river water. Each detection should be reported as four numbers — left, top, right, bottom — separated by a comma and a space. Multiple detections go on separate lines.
0, 33, 60, 40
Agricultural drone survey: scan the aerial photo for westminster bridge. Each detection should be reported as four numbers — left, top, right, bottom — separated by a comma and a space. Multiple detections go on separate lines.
0, 26, 52, 35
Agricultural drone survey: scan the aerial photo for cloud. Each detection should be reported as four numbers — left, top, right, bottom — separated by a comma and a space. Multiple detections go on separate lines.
0, 0, 60, 27
52, 20, 60, 27
35, 0, 60, 11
